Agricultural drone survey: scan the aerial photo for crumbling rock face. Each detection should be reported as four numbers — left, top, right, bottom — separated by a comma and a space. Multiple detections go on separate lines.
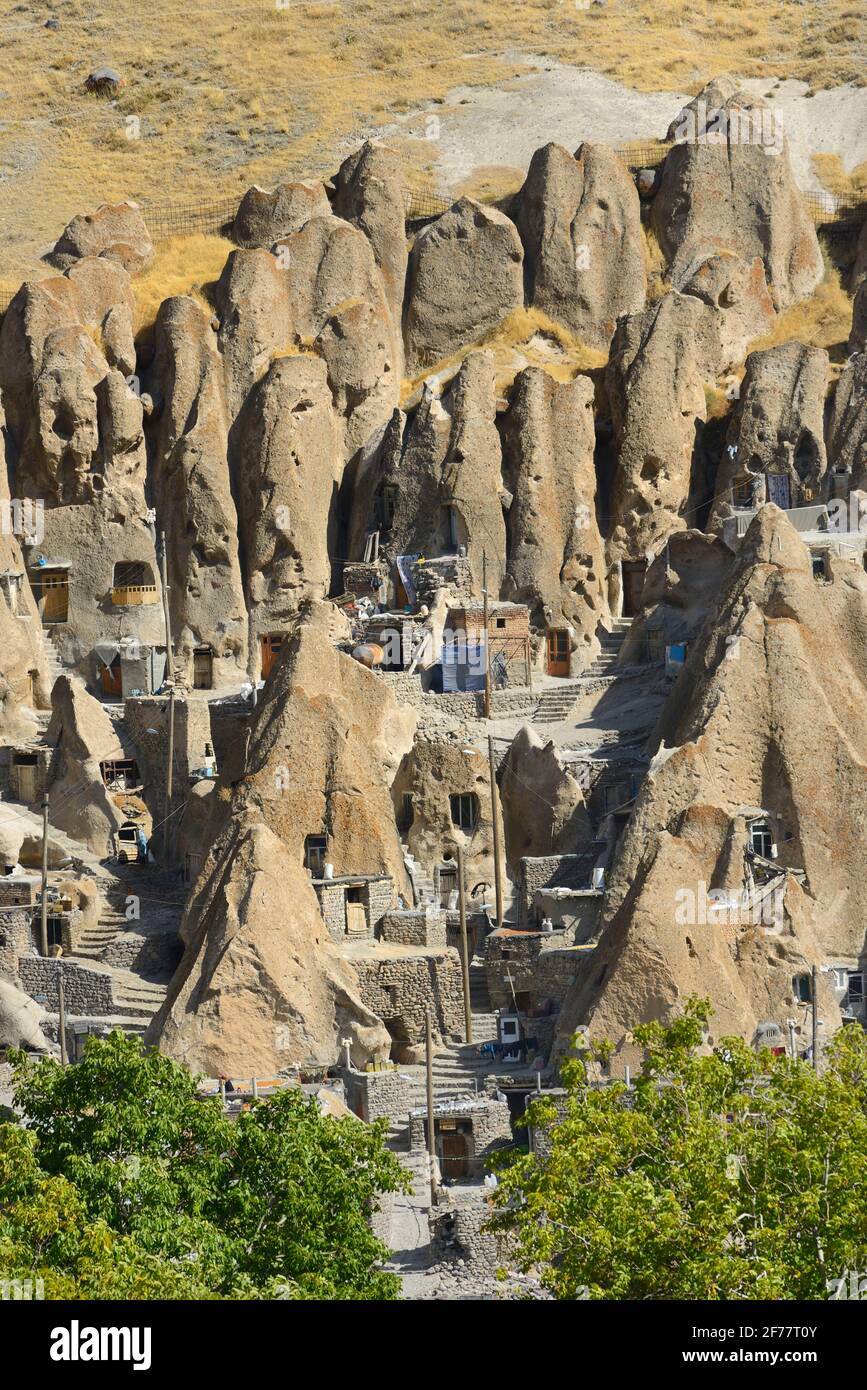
393, 739, 505, 900
403, 197, 524, 374
216, 218, 398, 457
516, 141, 646, 350
150, 295, 248, 685
605, 293, 708, 563
500, 726, 593, 866
557, 508, 867, 1071
677, 251, 776, 374
49, 201, 154, 275
147, 821, 392, 1076
369, 353, 506, 597
45, 676, 132, 856
710, 342, 828, 530
232, 354, 342, 644
148, 602, 414, 1071
850, 280, 867, 355
502, 367, 608, 665
827, 352, 867, 490
653, 86, 824, 311
232, 180, 331, 249
0, 259, 143, 510
333, 141, 407, 362
617, 529, 732, 661
0, 531, 51, 736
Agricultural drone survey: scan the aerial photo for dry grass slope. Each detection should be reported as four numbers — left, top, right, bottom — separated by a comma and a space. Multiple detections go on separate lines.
1, 0, 863, 286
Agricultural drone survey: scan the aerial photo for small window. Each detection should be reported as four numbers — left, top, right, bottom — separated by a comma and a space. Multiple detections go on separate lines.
811, 554, 828, 582
749, 820, 774, 859
304, 834, 327, 877
100, 759, 140, 790
495, 616, 506, 629
449, 792, 477, 833
847, 973, 864, 1013
793, 973, 812, 1004
732, 476, 753, 508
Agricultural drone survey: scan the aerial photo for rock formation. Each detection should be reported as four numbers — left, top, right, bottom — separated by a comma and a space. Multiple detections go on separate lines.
148, 602, 415, 1072
403, 198, 524, 374
149, 295, 249, 686
44, 675, 133, 856
516, 141, 646, 350
499, 726, 594, 864
605, 292, 708, 563
333, 141, 408, 363
0, 979, 52, 1051
654, 83, 824, 310
232, 180, 331, 250
49, 200, 154, 275
827, 352, 867, 490
711, 342, 829, 529
501, 366, 608, 667
557, 508, 867, 1071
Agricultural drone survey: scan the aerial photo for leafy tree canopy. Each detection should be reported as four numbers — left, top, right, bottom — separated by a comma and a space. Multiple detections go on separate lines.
489, 998, 867, 1300
2, 1032, 409, 1300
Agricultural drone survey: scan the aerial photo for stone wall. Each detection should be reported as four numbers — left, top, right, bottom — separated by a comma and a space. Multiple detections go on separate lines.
409, 1096, 512, 1177
429, 1192, 506, 1278
315, 876, 395, 944
342, 1064, 416, 1123
0, 907, 33, 979
18, 955, 114, 1014
352, 949, 465, 1043
102, 923, 182, 976
379, 908, 447, 947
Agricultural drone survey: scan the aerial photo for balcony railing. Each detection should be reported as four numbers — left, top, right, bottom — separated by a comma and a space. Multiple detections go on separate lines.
111, 584, 159, 607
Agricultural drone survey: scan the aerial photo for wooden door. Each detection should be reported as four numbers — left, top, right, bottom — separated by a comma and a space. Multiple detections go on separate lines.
193, 647, 213, 689
439, 1132, 469, 1180
102, 658, 122, 698
16, 763, 37, 803
345, 902, 367, 937
260, 633, 283, 680
621, 562, 646, 618
41, 572, 69, 622
546, 628, 570, 677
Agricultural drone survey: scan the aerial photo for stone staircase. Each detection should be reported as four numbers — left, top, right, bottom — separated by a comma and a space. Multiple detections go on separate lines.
72, 906, 129, 962
582, 618, 632, 678
110, 969, 168, 1024
532, 682, 585, 724
41, 626, 63, 688
400, 841, 438, 908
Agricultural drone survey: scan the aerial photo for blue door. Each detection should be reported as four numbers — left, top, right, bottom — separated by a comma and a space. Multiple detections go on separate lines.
766, 474, 790, 509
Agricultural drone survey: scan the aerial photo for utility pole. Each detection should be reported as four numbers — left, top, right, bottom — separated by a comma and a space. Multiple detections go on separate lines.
159, 531, 174, 682
456, 844, 473, 1043
482, 549, 491, 721
39, 791, 49, 957
425, 1009, 437, 1207
812, 964, 819, 1071
58, 969, 68, 1066
488, 735, 504, 930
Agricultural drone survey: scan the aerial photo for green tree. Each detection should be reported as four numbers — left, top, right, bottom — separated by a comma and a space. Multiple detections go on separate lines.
4, 1032, 409, 1300
489, 998, 867, 1299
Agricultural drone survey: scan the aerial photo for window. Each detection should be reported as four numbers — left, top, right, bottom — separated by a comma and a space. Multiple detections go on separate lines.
846, 973, 865, 1016
792, 973, 812, 1004
732, 475, 753, 508
304, 835, 327, 877
100, 759, 140, 790
113, 562, 150, 587
749, 820, 774, 859
811, 554, 828, 582
495, 616, 506, 629
449, 793, 477, 833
